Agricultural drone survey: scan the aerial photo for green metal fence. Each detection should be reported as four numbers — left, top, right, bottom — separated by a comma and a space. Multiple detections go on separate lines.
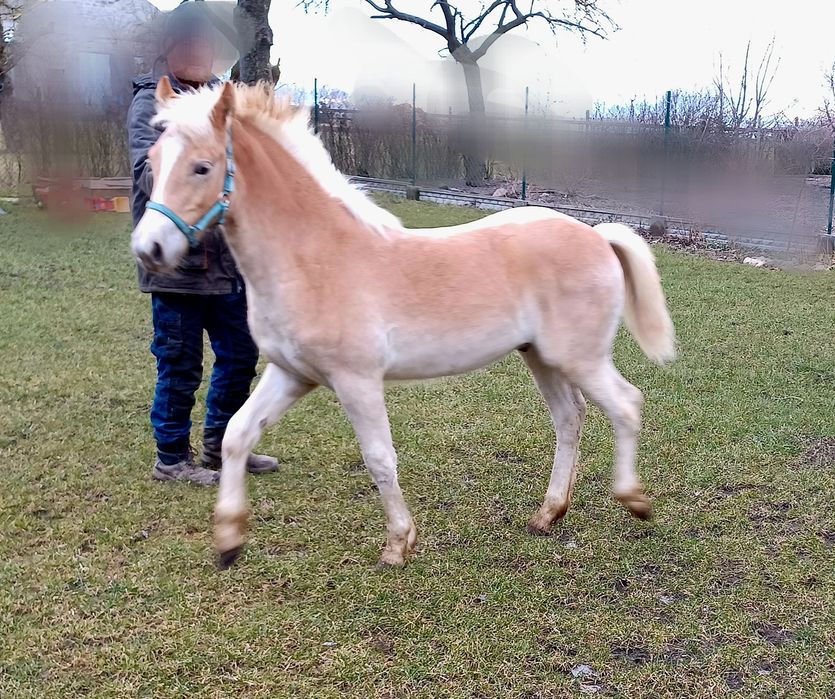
310, 78, 835, 248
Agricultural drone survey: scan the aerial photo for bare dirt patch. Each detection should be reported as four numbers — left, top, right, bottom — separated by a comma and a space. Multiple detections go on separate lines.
610, 646, 651, 665
754, 624, 797, 646
792, 437, 835, 470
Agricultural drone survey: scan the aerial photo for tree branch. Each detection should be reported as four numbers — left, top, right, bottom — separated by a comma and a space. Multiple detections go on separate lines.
364, 0, 615, 66
471, 10, 607, 61
821, 62, 835, 133
364, 0, 453, 43
461, 0, 505, 42
431, 0, 457, 37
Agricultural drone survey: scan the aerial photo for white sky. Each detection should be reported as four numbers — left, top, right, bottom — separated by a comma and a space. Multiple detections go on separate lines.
150, 0, 835, 118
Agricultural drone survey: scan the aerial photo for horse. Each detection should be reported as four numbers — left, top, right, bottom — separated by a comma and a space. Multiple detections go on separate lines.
131, 78, 676, 569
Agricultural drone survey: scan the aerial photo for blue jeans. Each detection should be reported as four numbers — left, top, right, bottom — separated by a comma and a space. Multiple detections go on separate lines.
150, 291, 259, 464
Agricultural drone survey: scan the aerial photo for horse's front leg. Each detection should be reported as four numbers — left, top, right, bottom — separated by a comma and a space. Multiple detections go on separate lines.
332, 374, 416, 567
215, 363, 315, 568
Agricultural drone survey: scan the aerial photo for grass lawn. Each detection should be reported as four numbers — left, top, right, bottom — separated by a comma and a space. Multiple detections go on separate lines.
0, 197, 834, 698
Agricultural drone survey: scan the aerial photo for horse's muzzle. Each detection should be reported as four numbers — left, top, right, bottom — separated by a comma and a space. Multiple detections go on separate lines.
134, 240, 167, 272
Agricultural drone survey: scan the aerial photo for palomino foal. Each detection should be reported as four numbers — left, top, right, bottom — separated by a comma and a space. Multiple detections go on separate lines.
132, 79, 676, 568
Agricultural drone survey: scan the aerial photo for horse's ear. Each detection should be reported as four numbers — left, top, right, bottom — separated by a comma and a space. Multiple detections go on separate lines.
155, 75, 175, 106
211, 81, 236, 131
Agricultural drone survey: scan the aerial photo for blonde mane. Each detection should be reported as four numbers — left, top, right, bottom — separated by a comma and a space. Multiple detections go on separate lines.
153, 82, 403, 236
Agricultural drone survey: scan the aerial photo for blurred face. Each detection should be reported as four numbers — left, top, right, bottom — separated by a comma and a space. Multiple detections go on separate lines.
166, 35, 215, 83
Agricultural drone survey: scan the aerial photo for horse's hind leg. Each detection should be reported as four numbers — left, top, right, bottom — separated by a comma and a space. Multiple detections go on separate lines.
570, 359, 651, 520
522, 352, 587, 535
332, 375, 416, 567
214, 363, 315, 568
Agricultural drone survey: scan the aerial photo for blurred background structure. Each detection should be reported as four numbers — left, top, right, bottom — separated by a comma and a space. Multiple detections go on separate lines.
1, 0, 833, 252
0, 0, 267, 212
10, 0, 159, 110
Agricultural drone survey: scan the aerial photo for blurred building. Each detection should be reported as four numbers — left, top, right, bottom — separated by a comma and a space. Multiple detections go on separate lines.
9, 0, 159, 113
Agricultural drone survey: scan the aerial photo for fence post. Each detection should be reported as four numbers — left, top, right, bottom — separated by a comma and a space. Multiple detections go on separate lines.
828, 136, 835, 237
521, 85, 529, 201
411, 83, 417, 186
660, 89, 671, 216
313, 78, 319, 135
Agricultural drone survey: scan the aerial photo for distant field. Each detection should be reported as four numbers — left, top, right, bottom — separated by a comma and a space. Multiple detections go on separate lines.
1, 199, 833, 698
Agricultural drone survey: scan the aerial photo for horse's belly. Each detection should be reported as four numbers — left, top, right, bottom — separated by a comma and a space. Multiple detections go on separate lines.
384, 323, 526, 380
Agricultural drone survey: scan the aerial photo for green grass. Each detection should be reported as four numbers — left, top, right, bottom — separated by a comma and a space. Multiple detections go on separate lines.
1, 197, 834, 698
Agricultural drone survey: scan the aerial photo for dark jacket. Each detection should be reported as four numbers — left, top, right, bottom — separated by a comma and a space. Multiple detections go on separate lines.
127, 72, 241, 294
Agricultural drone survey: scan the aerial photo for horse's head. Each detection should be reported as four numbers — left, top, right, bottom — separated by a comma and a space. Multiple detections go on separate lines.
132, 77, 235, 273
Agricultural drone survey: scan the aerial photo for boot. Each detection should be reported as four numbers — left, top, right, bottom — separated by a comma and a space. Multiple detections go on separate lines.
201, 428, 279, 475
151, 448, 220, 486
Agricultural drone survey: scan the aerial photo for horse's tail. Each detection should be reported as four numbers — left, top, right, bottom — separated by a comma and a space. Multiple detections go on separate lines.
594, 222, 676, 365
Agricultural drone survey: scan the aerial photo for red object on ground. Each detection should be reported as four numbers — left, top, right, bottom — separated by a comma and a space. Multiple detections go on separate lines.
35, 177, 131, 214
34, 177, 92, 225
85, 197, 115, 212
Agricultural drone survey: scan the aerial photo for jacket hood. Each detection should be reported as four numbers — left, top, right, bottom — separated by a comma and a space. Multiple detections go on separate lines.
132, 71, 221, 97
132, 72, 159, 97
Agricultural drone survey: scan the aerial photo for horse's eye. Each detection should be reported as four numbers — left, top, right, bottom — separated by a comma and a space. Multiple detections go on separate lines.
193, 163, 211, 176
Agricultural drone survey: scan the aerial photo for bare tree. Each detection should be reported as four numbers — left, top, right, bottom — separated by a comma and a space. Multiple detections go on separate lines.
0, 0, 22, 102
236, 0, 275, 85
595, 89, 719, 130
0, 0, 23, 155
356, 0, 616, 184
230, 56, 280, 84
715, 38, 780, 133
822, 61, 835, 134
363, 2, 612, 107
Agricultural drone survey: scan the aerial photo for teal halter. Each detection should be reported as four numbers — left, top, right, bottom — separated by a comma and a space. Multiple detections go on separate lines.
145, 130, 235, 249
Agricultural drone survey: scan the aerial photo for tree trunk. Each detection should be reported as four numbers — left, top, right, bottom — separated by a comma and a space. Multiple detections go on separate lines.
459, 58, 488, 186
0, 39, 12, 108
231, 57, 280, 84
235, 0, 273, 85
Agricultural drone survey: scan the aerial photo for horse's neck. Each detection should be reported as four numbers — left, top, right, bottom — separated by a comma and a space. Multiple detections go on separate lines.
222, 120, 373, 306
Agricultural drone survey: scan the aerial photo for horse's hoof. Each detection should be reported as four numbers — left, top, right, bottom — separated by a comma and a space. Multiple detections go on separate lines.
527, 498, 570, 536
377, 545, 408, 568
377, 557, 407, 569
615, 489, 653, 521
217, 545, 243, 570
376, 559, 406, 570
527, 510, 554, 536
526, 520, 552, 536
630, 501, 653, 521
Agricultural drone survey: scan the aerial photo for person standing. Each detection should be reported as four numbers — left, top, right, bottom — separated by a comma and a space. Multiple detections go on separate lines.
127, 2, 277, 485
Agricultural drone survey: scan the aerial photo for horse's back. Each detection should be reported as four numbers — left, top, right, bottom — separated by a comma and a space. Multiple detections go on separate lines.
394, 206, 617, 290
406, 205, 573, 239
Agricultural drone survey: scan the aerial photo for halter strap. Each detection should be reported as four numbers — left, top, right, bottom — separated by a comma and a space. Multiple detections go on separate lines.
145, 128, 235, 250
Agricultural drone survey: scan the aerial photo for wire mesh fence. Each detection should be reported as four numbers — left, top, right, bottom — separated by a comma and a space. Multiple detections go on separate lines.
1, 78, 833, 252
310, 90, 835, 253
